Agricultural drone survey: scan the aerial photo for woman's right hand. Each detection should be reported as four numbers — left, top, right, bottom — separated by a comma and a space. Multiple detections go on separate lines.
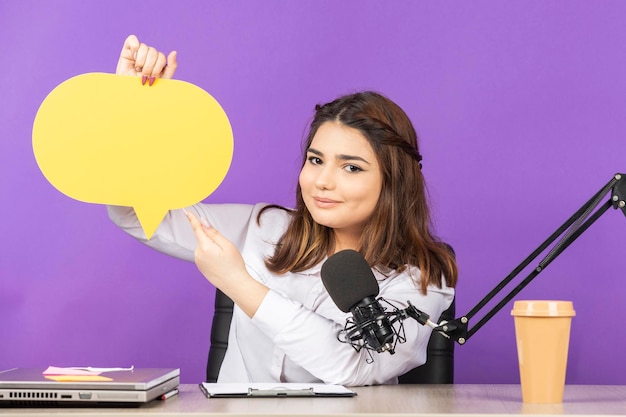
115, 34, 177, 85
183, 209, 270, 319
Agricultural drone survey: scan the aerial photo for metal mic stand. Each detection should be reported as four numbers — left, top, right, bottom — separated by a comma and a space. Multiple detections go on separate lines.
416, 173, 626, 344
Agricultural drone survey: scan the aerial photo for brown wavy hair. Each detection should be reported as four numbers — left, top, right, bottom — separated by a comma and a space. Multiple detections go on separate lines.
258, 91, 457, 294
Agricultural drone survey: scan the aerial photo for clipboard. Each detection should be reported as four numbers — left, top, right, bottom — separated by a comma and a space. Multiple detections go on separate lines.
199, 382, 357, 398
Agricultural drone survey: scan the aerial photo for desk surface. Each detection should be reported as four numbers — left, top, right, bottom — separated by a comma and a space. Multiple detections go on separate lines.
2, 384, 626, 416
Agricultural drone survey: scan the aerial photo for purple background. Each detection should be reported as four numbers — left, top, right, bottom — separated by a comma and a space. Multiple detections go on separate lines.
2, 1, 626, 385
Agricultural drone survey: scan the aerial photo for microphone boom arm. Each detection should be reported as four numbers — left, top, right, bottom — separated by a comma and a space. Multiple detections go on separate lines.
425, 173, 626, 344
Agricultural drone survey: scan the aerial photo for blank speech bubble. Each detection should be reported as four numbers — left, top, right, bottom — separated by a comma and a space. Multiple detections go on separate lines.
32, 73, 233, 239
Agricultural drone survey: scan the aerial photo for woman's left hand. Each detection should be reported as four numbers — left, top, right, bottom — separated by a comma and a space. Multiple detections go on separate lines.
116, 34, 177, 83
184, 209, 269, 317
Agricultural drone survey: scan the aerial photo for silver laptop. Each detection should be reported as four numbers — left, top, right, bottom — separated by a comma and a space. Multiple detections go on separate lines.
0, 367, 179, 405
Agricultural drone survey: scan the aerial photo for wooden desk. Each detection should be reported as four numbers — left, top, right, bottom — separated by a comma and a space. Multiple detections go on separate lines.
2, 384, 626, 416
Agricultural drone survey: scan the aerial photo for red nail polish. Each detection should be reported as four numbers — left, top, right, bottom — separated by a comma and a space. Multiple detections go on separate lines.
149, 76, 155, 86
141, 75, 148, 85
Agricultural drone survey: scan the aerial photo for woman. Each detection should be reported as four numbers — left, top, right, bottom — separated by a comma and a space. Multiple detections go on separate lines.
108, 35, 457, 386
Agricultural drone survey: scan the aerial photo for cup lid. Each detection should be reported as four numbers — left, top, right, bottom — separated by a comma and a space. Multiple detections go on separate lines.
511, 300, 576, 317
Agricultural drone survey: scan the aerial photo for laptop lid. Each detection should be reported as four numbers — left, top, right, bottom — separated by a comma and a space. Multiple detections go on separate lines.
0, 367, 179, 405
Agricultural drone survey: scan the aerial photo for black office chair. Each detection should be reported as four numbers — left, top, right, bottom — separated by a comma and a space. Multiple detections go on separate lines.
206, 289, 455, 384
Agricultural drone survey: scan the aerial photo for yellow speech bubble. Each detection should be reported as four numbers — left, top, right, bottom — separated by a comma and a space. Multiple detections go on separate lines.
33, 73, 233, 238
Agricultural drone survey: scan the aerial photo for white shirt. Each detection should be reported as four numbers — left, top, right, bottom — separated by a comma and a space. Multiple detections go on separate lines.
107, 203, 454, 386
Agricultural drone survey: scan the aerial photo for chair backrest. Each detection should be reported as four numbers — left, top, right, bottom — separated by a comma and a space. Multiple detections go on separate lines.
206, 289, 455, 384
397, 298, 455, 384
206, 288, 235, 383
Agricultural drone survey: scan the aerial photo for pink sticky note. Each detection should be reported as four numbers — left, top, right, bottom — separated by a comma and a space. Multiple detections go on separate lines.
43, 366, 101, 376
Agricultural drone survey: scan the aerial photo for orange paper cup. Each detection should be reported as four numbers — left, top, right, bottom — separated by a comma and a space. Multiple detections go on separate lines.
511, 300, 575, 403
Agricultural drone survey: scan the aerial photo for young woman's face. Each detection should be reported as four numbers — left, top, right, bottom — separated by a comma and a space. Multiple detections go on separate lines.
299, 121, 383, 241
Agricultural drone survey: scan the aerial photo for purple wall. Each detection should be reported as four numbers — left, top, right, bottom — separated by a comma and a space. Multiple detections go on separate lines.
2, 1, 626, 384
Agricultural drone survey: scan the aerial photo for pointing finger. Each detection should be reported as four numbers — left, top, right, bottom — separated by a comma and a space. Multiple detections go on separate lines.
183, 209, 209, 240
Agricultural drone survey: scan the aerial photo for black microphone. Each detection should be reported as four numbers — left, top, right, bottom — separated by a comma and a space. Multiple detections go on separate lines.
321, 249, 398, 354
